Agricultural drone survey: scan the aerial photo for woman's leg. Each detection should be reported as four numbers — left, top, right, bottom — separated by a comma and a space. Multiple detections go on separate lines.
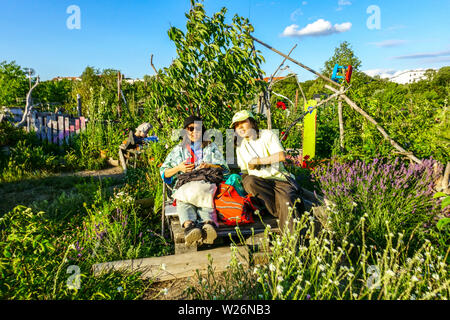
177, 201, 203, 245
197, 207, 218, 244
176, 200, 197, 227
242, 175, 277, 215
273, 180, 303, 233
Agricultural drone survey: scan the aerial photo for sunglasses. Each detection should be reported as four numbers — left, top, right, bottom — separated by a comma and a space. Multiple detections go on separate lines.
187, 126, 202, 132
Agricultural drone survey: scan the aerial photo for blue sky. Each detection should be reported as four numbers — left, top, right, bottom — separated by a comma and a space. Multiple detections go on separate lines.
1, 0, 449, 81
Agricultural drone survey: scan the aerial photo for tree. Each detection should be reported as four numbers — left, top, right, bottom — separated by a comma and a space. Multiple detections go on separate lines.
434, 66, 450, 87
148, 0, 266, 130
0, 61, 28, 106
323, 41, 362, 78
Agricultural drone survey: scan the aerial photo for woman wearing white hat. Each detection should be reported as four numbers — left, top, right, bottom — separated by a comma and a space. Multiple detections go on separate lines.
231, 110, 304, 232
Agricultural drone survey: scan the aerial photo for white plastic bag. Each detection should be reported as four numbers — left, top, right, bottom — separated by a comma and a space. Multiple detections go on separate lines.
172, 180, 217, 209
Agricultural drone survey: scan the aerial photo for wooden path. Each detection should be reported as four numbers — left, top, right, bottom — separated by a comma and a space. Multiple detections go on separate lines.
92, 245, 257, 283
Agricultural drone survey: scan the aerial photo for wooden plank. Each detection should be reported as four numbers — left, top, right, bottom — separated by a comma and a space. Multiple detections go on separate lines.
170, 215, 279, 245
58, 116, 64, 146
26, 114, 30, 133
46, 115, 52, 143
30, 112, 36, 133
80, 116, 86, 131
92, 246, 251, 283
39, 116, 45, 141
64, 117, 70, 144
52, 114, 57, 144
75, 119, 80, 134
35, 115, 42, 140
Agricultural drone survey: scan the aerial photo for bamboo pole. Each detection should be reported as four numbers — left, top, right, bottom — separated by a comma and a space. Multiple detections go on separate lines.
268, 44, 297, 89
325, 84, 422, 165
250, 35, 341, 89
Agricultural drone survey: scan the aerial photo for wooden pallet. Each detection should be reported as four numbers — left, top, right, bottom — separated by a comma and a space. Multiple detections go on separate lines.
168, 212, 279, 254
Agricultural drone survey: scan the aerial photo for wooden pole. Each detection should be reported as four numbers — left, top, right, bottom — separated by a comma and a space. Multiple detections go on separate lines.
266, 91, 272, 130
250, 35, 341, 89
325, 84, 422, 164
295, 75, 307, 105
294, 89, 298, 115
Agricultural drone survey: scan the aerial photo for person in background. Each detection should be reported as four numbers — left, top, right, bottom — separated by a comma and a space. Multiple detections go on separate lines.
122, 122, 155, 149
231, 110, 304, 233
135, 122, 152, 138
160, 115, 229, 246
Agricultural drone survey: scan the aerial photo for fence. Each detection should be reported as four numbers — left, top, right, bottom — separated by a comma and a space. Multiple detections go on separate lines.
26, 112, 87, 145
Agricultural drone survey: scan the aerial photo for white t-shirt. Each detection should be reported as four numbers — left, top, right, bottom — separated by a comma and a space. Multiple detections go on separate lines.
236, 129, 292, 181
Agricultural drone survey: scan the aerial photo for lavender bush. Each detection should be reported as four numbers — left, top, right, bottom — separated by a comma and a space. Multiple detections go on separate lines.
311, 157, 444, 250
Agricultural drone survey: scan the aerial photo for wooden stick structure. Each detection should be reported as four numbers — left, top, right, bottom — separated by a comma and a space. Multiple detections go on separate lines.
251, 34, 424, 166
268, 44, 297, 89
281, 87, 351, 141
324, 84, 422, 165
250, 35, 341, 89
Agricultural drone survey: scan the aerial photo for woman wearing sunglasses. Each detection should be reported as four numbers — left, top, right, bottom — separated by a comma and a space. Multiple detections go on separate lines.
160, 115, 229, 246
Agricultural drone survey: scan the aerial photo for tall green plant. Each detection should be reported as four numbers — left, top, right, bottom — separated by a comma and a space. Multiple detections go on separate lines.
146, 0, 266, 133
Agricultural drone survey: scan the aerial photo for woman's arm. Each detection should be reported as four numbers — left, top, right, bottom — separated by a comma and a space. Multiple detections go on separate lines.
248, 151, 285, 169
164, 162, 195, 178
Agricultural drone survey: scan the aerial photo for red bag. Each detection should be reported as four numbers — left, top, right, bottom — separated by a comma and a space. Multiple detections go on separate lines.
214, 183, 256, 226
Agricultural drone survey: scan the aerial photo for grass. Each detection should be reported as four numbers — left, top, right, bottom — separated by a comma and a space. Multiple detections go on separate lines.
0, 173, 125, 216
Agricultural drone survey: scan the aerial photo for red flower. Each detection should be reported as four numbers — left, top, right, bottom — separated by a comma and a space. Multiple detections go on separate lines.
276, 101, 286, 110
281, 131, 287, 141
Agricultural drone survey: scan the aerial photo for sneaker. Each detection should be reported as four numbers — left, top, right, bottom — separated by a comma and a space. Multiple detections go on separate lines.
201, 222, 217, 245
184, 223, 202, 246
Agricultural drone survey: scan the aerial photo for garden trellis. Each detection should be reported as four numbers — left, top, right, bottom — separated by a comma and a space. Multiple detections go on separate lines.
250, 34, 424, 165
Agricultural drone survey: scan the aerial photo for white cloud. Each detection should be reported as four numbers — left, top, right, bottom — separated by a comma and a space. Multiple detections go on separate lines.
302, 1, 308, 5
369, 40, 408, 48
386, 25, 407, 31
337, 0, 352, 11
392, 49, 450, 60
282, 19, 352, 38
290, 8, 304, 21
363, 69, 396, 78
338, 0, 352, 5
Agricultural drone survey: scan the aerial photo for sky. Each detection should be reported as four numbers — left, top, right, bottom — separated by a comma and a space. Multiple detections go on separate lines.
1, 0, 449, 81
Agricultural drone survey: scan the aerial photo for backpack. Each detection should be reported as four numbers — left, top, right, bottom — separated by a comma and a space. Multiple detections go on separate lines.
214, 183, 256, 226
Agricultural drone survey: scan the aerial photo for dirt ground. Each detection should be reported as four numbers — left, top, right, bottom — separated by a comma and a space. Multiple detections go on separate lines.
60, 165, 125, 179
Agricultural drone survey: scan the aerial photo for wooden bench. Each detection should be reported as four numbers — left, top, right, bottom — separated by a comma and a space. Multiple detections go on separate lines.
161, 182, 321, 254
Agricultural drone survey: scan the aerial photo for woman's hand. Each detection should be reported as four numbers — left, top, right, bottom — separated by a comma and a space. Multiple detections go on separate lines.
198, 163, 221, 169
248, 158, 261, 170
178, 161, 195, 173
